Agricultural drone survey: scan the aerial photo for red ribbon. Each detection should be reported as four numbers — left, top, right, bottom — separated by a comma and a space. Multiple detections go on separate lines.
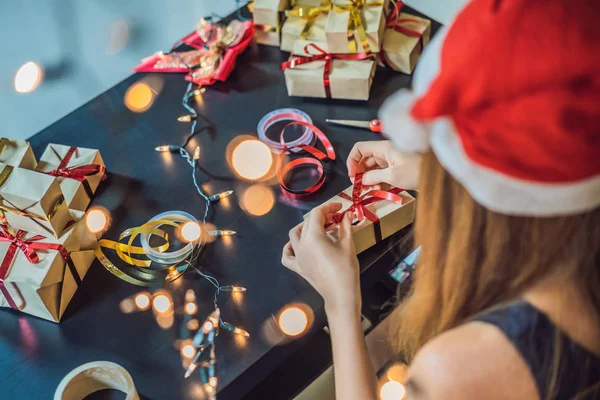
0, 226, 70, 310
280, 44, 372, 98
47, 147, 105, 182
276, 121, 336, 198
380, 2, 428, 66
324, 173, 404, 242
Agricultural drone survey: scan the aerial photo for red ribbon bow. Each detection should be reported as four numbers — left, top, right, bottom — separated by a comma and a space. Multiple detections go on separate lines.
325, 173, 404, 242
47, 147, 105, 182
276, 121, 336, 197
385, 1, 427, 37
0, 226, 69, 310
281, 44, 372, 98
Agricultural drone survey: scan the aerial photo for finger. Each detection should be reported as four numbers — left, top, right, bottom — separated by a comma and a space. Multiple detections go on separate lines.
281, 242, 298, 271
347, 141, 389, 178
309, 202, 344, 235
338, 212, 353, 241
362, 168, 392, 186
289, 224, 302, 248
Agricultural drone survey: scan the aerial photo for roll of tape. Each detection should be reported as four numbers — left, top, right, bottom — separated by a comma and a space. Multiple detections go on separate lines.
257, 108, 315, 154
54, 361, 139, 400
140, 210, 199, 265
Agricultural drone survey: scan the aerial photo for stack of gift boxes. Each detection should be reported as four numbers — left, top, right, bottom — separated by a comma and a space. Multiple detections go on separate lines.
0, 139, 104, 322
253, 0, 432, 100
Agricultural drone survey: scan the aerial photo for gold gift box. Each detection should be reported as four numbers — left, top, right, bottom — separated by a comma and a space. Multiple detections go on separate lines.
308, 186, 416, 254
0, 219, 98, 322
0, 138, 37, 169
283, 40, 376, 100
253, 0, 291, 27
0, 165, 71, 238
36, 144, 105, 218
325, 0, 388, 54
381, 13, 431, 74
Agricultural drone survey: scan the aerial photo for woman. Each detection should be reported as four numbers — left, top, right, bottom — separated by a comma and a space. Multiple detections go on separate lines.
282, 0, 600, 399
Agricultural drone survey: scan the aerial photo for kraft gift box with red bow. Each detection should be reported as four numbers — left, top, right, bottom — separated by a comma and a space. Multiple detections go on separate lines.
305, 173, 416, 254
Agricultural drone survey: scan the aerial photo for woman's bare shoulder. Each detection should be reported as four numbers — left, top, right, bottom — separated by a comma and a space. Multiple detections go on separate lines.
405, 322, 539, 400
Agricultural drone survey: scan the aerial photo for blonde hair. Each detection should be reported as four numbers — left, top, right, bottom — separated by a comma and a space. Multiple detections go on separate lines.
393, 152, 600, 397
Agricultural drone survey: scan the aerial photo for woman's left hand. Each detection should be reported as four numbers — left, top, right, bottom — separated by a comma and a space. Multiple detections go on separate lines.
281, 203, 361, 315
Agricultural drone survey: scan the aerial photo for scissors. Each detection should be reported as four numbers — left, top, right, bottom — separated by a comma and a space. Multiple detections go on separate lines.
326, 119, 382, 133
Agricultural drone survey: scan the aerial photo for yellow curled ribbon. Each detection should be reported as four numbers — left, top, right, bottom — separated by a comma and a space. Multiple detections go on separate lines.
332, 0, 383, 56
95, 219, 193, 287
286, 3, 330, 40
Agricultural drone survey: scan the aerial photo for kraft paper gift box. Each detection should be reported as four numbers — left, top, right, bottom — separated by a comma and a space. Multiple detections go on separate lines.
36, 144, 105, 217
281, 11, 328, 52
256, 26, 282, 47
325, 0, 387, 54
0, 220, 98, 322
380, 13, 431, 74
253, 0, 291, 27
0, 165, 71, 238
306, 185, 416, 254
296, 0, 328, 6
0, 138, 37, 169
283, 40, 376, 100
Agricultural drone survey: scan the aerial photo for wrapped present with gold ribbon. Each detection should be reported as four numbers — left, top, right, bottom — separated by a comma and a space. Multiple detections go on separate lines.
281, 40, 376, 100
325, 0, 388, 55
36, 144, 105, 218
379, 4, 431, 74
281, 3, 329, 52
305, 172, 415, 254
253, 0, 291, 27
0, 165, 71, 238
0, 220, 98, 322
0, 138, 37, 169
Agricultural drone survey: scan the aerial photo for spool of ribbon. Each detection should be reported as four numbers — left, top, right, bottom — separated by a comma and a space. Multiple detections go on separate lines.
276, 121, 335, 197
331, 0, 383, 56
54, 361, 139, 400
45, 147, 106, 200
280, 43, 371, 98
95, 211, 200, 287
285, 3, 330, 40
0, 226, 78, 310
257, 108, 316, 154
324, 172, 404, 243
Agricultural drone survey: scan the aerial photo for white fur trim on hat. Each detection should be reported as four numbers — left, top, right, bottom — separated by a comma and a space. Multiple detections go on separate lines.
430, 119, 600, 217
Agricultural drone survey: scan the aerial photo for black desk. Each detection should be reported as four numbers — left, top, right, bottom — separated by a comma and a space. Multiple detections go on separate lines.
0, 8, 440, 399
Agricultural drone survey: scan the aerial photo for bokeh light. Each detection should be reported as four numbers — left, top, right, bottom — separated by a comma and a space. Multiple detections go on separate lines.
124, 81, 155, 113
134, 292, 151, 310
119, 298, 135, 314
156, 313, 174, 330
240, 184, 275, 217
14, 61, 43, 93
152, 292, 173, 315
185, 289, 196, 303
380, 380, 406, 400
180, 340, 196, 360
185, 302, 197, 315
181, 221, 202, 242
278, 306, 308, 336
187, 319, 200, 331
232, 140, 273, 180
386, 363, 409, 384
86, 208, 110, 233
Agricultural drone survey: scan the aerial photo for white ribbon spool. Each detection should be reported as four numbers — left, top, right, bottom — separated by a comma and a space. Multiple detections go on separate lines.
54, 361, 139, 400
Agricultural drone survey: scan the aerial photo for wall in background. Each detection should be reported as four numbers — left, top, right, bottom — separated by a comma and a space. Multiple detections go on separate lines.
1, 0, 465, 140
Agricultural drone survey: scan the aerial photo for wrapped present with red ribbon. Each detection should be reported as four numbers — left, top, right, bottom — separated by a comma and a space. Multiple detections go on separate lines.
281, 41, 376, 100
36, 144, 105, 219
134, 20, 255, 86
0, 138, 37, 169
379, 1, 431, 74
306, 172, 416, 254
0, 219, 97, 322
0, 164, 71, 238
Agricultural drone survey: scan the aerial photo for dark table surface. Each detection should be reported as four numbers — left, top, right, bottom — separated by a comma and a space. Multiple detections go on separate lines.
0, 7, 440, 400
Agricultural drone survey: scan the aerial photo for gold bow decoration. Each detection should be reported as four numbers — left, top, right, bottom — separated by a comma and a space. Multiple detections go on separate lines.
332, 0, 383, 56
286, 3, 330, 40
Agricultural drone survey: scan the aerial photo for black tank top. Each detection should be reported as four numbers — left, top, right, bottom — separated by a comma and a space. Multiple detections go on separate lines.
474, 302, 600, 399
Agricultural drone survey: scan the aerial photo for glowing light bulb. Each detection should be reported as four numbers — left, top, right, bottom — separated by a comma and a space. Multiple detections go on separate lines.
203, 321, 214, 333
134, 293, 151, 310
234, 327, 250, 337
181, 221, 201, 242
220, 286, 246, 292
209, 377, 218, 387
153, 294, 172, 314
278, 306, 308, 336
14, 61, 43, 93
181, 344, 196, 359
208, 190, 234, 202
185, 302, 197, 315
193, 146, 201, 160
192, 87, 206, 96
380, 381, 406, 400
232, 140, 273, 180
177, 115, 194, 122
208, 229, 236, 237
86, 208, 109, 233
155, 145, 179, 152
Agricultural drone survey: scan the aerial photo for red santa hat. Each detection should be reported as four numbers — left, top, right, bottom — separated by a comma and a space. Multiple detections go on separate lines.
379, 0, 600, 217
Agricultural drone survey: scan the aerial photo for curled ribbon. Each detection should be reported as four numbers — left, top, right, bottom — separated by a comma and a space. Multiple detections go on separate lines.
0, 226, 74, 310
281, 43, 372, 98
324, 173, 404, 243
332, 0, 383, 56
276, 121, 335, 197
46, 147, 106, 199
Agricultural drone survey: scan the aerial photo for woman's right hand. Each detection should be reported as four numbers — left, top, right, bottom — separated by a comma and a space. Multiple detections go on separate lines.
347, 140, 422, 190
